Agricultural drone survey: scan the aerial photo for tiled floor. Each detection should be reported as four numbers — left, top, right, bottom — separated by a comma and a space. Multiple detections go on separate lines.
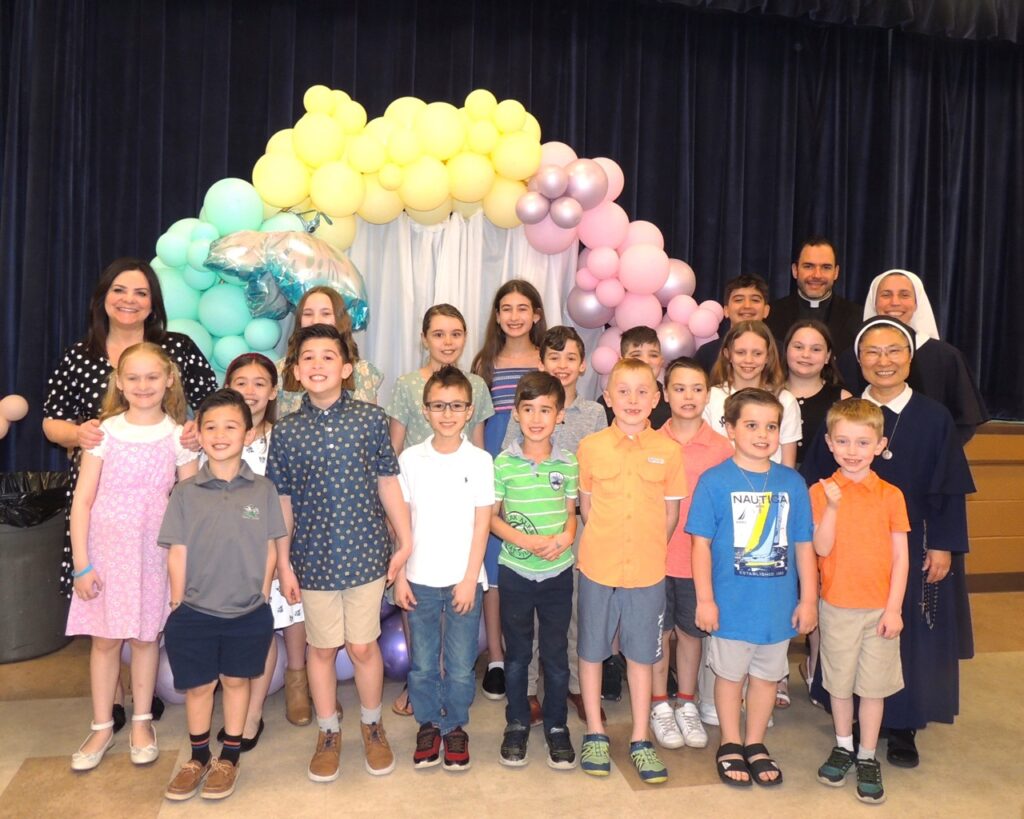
1, 593, 1021, 818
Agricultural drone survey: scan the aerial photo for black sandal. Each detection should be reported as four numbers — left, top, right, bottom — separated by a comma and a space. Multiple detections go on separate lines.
716, 742, 752, 787
743, 742, 783, 786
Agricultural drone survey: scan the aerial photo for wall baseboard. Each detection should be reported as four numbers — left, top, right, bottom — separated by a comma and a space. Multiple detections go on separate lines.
967, 573, 1024, 593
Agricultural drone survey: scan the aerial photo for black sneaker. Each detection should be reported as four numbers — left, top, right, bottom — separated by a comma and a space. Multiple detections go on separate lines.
499, 722, 529, 767
545, 725, 577, 770
443, 727, 471, 771
817, 746, 855, 786
601, 655, 624, 702
856, 757, 886, 804
482, 666, 506, 700
413, 723, 441, 769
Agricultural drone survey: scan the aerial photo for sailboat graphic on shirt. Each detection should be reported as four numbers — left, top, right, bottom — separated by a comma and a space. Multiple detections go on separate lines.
731, 491, 789, 577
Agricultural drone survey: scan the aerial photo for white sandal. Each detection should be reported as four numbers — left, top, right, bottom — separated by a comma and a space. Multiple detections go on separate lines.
71, 720, 115, 771
129, 713, 159, 765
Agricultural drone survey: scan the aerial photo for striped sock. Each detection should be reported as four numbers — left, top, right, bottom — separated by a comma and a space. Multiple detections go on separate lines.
190, 731, 211, 765
220, 733, 242, 766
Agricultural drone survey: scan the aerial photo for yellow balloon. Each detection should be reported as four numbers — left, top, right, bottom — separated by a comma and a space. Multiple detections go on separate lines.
293, 112, 345, 168
387, 128, 421, 165
334, 100, 367, 135
310, 161, 366, 217
399, 156, 449, 211
266, 129, 296, 157
303, 84, 335, 114
414, 102, 465, 161
379, 163, 403, 191
252, 153, 311, 207
452, 198, 483, 218
447, 152, 495, 202
523, 113, 542, 142
357, 175, 405, 224
406, 198, 453, 226
493, 99, 527, 134
347, 133, 387, 174
313, 214, 357, 251
364, 116, 395, 145
467, 120, 499, 154
331, 89, 352, 109
491, 132, 543, 181
464, 89, 498, 121
483, 176, 526, 229
384, 96, 427, 129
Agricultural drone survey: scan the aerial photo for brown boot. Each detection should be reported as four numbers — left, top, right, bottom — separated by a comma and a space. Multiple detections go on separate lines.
284, 668, 312, 726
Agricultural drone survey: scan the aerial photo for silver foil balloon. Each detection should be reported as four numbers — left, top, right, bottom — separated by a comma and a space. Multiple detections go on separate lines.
565, 158, 609, 210
549, 195, 584, 229
515, 191, 551, 225
566, 285, 614, 329
534, 164, 569, 199
654, 259, 697, 306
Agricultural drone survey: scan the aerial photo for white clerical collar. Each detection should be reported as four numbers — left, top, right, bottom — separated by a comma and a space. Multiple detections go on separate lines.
798, 290, 832, 309
862, 384, 913, 414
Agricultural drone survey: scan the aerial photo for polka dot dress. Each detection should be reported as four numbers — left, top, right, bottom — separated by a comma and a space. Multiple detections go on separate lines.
43, 333, 218, 596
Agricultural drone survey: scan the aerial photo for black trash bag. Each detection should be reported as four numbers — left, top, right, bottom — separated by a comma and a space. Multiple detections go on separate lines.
0, 472, 72, 527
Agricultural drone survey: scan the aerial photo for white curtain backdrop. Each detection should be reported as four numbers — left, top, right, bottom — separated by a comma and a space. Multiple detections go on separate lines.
347, 210, 603, 406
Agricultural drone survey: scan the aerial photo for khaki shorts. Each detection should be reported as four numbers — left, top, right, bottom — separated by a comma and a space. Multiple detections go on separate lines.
301, 577, 388, 648
819, 600, 904, 699
707, 635, 789, 683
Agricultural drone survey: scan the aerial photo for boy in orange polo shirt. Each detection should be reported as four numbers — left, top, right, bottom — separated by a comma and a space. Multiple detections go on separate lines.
811, 398, 910, 806
576, 358, 687, 784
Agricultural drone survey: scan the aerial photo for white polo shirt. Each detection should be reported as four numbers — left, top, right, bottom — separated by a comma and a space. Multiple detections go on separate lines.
398, 435, 495, 588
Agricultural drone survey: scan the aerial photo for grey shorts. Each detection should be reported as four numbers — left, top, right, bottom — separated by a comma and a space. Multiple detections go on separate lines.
577, 573, 664, 665
707, 635, 790, 683
664, 577, 707, 639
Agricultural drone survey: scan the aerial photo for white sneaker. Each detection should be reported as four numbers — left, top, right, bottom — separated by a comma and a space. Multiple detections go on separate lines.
649, 701, 685, 749
674, 702, 708, 748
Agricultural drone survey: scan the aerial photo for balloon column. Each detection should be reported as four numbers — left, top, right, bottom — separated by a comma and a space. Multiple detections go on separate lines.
0, 394, 29, 440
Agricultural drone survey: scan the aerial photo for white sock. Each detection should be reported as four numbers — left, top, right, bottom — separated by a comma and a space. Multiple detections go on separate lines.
360, 704, 383, 725
857, 746, 876, 761
317, 713, 340, 733
836, 734, 855, 752
488, 661, 505, 671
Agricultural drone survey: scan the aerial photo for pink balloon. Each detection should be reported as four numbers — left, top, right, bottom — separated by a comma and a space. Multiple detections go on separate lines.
688, 307, 721, 338
576, 267, 599, 291
578, 201, 630, 250
565, 159, 609, 210
594, 157, 625, 202
614, 293, 664, 331
524, 215, 579, 254
540, 141, 578, 169
655, 259, 697, 305
515, 191, 550, 225
618, 244, 670, 295
619, 220, 664, 252
535, 165, 569, 199
667, 294, 699, 324
588, 246, 620, 280
550, 195, 584, 229
567, 286, 614, 329
591, 345, 620, 375
699, 300, 725, 322
577, 247, 590, 269
596, 278, 626, 308
656, 321, 696, 361
597, 326, 623, 353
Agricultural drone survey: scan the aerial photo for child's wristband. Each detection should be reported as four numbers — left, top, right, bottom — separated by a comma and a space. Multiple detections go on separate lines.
72, 564, 94, 578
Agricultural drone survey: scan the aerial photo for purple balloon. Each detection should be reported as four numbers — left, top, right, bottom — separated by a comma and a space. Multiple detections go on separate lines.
379, 611, 411, 679
380, 596, 398, 621
535, 164, 569, 199
565, 158, 609, 210
335, 646, 355, 681
566, 285, 614, 329
515, 191, 550, 225
549, 196, 584, 229
155, 645, 187, 705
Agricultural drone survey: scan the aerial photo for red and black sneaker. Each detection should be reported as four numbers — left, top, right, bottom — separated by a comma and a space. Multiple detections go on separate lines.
413, 723, 441, 769
442, 727, 471, 772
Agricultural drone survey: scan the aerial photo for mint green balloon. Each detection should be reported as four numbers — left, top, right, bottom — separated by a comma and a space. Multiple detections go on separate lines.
203, 178, 264, 237
198, 284, 251, 337
167, 319, 214, 361
156, 232, 189, 268
260, 212, 304, 232
167, 217, 202, 240
190, 221, 221, 242
244, 318, 282, 351
156, 268, 200, 321
187, 238, 212, 271
213, 335, 251, 370
183, 265, 217, 291
150, 256, 176, 274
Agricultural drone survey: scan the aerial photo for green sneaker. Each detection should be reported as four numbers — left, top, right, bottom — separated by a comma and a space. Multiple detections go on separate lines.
629, 740, 667, 784
856, 758, 886, 804
817, 746, 855, 786
580, 733, 611, 777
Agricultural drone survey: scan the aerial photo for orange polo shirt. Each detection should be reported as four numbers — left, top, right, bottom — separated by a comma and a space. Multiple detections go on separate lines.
577, 422, 688, 588
810, 469, 910, 609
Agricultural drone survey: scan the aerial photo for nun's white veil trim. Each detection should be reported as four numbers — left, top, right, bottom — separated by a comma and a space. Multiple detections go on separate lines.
862, 269, 941, 344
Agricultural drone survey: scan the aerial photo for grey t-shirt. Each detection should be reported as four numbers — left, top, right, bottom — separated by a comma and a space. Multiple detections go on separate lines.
501, 396, 608, 455
159, 462, 287, 618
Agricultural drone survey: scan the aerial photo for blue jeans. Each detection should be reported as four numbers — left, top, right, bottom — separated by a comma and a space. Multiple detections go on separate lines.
499, 565, 573, 730
406, 581, 483, 736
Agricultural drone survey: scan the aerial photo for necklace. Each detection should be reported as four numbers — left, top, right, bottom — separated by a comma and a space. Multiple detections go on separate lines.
734, 460, 771, 496
881, 411, 903, 460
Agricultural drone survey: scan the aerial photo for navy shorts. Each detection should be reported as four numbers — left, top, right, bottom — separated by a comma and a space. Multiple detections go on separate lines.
664, 577, 707, 639
164, 603, 274, 690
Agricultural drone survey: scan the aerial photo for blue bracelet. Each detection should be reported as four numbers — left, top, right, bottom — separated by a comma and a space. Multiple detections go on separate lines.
73, 564, 94, 578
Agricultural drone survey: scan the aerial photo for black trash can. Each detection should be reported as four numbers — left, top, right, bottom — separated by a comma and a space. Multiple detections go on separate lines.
0, 472, 72, 663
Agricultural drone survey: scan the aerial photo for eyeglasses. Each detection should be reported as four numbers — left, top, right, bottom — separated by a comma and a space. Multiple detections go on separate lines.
425, 401, 470, 413
860, 345, 911, 363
